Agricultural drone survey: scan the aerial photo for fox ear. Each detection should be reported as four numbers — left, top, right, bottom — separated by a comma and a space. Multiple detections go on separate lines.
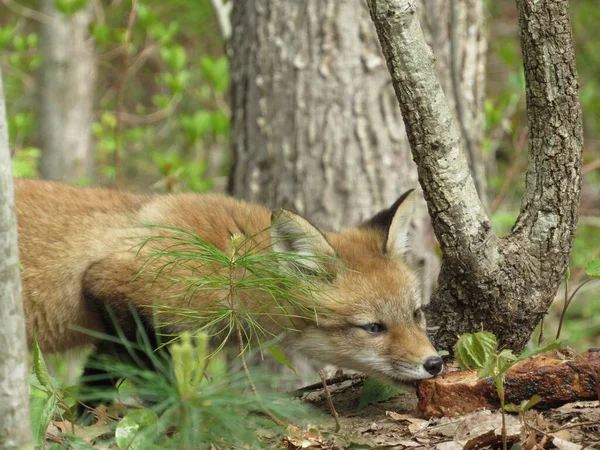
362, 189, 416, 258
270, 210, 336, 273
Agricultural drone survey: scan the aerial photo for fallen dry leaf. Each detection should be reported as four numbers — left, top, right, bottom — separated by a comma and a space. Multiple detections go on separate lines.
552, 436, 583, 450
435, 441, 463, 450
390, 440, 421, 447
453, 410, 521, 443
384, 411, 429, 434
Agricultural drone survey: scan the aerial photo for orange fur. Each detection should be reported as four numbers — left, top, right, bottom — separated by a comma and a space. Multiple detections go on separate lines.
15, 179, 442, 382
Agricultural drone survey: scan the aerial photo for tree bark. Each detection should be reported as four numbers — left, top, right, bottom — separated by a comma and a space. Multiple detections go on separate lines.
229, 0, 486, 303
419, 0, 488, 210
0, 64, 33, 450
38, 0, 95, 182
367, 0, 582, 353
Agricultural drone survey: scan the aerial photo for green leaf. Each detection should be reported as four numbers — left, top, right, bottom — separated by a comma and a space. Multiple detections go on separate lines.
211, 110, 230, 136
201, 56, 229, 95
523, 394, 543, 411
267, 346, 296, 373
477, 356, 497, 379
116, 409, 159, 450
160, 45, 187, 72
514, 340, 561, 364
152, 94, 171, 108
454, 331, 497, 370
503, 394, 543, 414
357, 377, 402, 410
13, 34, 25, 50
503, 402, 520, 413
26, 33, 38, 48
30, 393, 58, 447
0, 25, 16, 49
585, 258, 600, 279
54, 0, 88, 15
32, 339, 52, 388
90, 23, 111, 46
498, 349, 517, 359
101, 112, 117, 129
181, 111, 213, 141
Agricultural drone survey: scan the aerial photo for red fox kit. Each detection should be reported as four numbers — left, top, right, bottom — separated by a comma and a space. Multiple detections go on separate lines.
15, 179, 442, 391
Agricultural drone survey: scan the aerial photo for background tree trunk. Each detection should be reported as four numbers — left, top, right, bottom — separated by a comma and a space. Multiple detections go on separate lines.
422, 0, 488, 210
229, 0, 486, 305
368, 0, 582, 353
38, 0, 95, 182
0, 63, 33, 450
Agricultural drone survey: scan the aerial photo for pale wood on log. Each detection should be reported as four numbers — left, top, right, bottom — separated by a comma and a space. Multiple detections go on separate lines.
417, 349, 600, 418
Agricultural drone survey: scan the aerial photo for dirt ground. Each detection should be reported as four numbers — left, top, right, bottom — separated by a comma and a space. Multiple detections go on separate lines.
285, 376, 600, 449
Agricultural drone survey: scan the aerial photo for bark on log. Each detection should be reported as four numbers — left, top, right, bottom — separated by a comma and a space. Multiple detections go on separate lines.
367, 0, 583, 353
417, 349, 600, 418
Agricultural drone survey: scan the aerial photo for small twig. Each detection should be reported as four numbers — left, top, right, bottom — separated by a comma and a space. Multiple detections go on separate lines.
500, 384, 507, 450
555, 420, 600, 432
537, 316, 545, 347
3, 0, 56, 26
117, 101, 178, 126
291, 373, 364, 396
113, 0, 138, 186
319, 369, 340, 432
522, 420, 550, 438
234, 318, 286, 427
410, 418, 451, 437
556, 275, 569, 340
583, 158, 600, 175
556, 279, 592, 340
44, 433, 65, 445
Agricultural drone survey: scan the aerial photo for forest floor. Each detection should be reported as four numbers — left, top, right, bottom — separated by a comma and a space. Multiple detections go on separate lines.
286, 376, 600, 449
44, 366, 600, 449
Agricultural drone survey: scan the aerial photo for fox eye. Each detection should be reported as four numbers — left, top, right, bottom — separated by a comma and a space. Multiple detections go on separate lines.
362, 323, 387, 335
413, 308, 424, 322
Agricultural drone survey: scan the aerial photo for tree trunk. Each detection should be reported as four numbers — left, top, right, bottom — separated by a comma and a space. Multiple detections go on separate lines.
229, 0, 485, 303
0, 64, 33, 450
38, 0, 95, 182
368, 0, 582, 353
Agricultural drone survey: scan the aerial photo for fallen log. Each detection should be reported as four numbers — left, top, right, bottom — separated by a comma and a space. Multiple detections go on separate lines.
417, 349, 600, 418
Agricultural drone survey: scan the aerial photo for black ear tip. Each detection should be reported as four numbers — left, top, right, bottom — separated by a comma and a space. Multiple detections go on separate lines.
398, 188, 416, 203
361, 188, 417, 231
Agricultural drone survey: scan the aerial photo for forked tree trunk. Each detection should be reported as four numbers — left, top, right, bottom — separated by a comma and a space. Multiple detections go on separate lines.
368, 0, 582, 352
0, 64, 33, 450
229, 0, 486, 303
38, 0, 95, 182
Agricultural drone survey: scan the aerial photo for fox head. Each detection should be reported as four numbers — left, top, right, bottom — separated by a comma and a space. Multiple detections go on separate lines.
270, 190, 443, 381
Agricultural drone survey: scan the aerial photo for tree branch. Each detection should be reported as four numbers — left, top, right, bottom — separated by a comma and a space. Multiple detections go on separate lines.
366, 0, 494, 267
210, 0, 232, 41
511, 0, 583, 256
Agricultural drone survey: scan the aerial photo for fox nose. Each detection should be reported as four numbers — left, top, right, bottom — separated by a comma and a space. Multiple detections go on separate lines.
423, 356, 443, 376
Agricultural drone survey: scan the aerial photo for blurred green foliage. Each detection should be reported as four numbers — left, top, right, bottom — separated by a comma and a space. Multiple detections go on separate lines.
1, 0, 227, 192
485, 1, 600, 351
